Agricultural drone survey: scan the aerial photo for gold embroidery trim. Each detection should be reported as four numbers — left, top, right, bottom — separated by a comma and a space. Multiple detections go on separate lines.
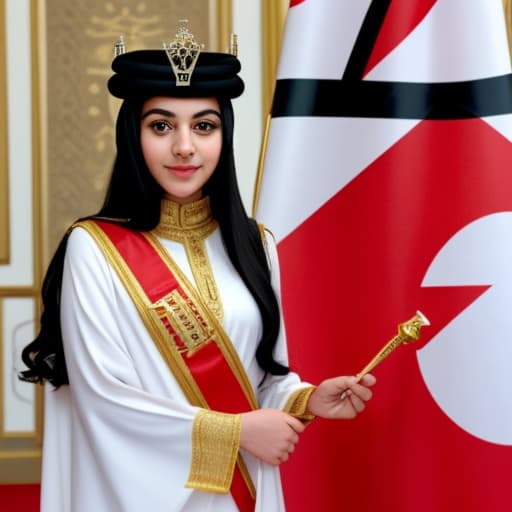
152, 197, 224, 321
184, 237, 224, 321
186, 409, 241, 494
283, 386, 317, 425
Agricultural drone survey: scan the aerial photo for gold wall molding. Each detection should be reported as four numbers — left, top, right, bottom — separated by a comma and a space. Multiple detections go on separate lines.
211, 0, 232, 51
505, 0, 512, 58
0, 287, 37, 298
253, 0, 288, 214
0, 0, 9, 264
261, 0, 288, 118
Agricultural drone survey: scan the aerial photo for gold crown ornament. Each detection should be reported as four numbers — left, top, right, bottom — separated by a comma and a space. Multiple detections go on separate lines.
163, 19, 202, 86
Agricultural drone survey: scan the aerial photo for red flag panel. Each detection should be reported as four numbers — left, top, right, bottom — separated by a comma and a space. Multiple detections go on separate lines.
278, 118, 512, 511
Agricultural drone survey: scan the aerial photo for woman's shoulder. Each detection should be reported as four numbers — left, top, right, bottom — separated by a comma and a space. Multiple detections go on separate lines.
64, 223, 104, 269
66, 219, 128, 263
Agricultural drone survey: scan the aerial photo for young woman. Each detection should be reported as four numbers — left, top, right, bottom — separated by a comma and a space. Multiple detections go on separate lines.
20, 26, 376, 512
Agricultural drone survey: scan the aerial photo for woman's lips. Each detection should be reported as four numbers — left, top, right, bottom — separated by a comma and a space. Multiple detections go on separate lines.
166, 165, 200, 177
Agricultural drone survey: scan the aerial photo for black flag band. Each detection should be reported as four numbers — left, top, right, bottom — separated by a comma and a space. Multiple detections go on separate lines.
271, 74, 512, 120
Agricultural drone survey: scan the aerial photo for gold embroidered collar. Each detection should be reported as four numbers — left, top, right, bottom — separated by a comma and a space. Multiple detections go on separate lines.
153, 196, 218, 242
152, 196, 223, 321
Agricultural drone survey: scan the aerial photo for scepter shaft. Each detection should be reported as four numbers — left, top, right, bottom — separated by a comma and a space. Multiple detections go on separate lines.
355, 310, 430, 382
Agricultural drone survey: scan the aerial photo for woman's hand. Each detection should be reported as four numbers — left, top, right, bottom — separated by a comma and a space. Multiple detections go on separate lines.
306, 374, 376, 419
239, 409, 305, 466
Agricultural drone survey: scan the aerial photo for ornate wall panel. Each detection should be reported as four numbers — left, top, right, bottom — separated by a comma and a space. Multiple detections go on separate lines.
43, 0, 230, 255
0, 0, 41, 484
0, 0, 9, 264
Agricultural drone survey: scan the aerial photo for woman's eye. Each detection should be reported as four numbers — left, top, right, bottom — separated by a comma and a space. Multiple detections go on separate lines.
195, 121, 217, 132
151, 121, 171, 132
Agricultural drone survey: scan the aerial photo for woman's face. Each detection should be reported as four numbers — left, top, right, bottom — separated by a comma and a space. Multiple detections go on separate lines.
140, 96, 222, 204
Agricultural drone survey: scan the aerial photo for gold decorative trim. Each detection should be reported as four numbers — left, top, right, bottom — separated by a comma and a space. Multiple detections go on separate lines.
0, 0, 9, 264
154, 197, 216, 237
0, 298, 3, 434
261, 0, 287, 119
252, 1, 288, 215
150, 290, 213, 356
0, 450, 41, 459
31, 0, 44, 448
186, 409, 241, 493
283, 386, 317, 425
1, 431, 40, 439
505, 0, 512, 59
252, 113, 272, 216
0, 287, 39, 297
184, 238, 224, 321
153, 198, 224, 320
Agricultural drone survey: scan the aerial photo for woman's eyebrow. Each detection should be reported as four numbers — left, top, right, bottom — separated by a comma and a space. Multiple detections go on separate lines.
141, 108, 221, 120
193, 109, 221, 119
141, 108, 173, 120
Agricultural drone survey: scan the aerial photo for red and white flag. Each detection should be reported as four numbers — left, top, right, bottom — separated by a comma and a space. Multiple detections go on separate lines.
255, 1, 512, 510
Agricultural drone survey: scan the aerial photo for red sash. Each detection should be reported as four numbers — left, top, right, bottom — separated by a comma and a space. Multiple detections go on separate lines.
79, 220, 257, 511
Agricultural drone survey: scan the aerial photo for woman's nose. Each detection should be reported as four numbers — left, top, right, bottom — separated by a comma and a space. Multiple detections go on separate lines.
173, 129, 194, 158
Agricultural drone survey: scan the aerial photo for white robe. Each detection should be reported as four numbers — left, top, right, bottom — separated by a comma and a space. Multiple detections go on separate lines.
41, 226, 308, 512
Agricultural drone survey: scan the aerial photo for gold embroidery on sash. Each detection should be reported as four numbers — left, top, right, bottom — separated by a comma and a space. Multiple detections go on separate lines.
149, 290, 213, 356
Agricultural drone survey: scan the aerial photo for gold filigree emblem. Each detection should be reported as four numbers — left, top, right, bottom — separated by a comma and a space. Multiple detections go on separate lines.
163, 20, 201, 86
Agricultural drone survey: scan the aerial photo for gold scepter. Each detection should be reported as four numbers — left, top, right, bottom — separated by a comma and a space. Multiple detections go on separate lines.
355, 310, 430, 382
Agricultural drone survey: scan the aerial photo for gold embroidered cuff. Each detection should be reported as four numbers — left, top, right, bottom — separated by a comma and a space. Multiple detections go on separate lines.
283, 386, 317, 425
186, 409, 241, 494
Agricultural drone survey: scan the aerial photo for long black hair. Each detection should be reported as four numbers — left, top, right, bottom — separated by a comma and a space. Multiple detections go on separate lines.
20, 97, 288, 388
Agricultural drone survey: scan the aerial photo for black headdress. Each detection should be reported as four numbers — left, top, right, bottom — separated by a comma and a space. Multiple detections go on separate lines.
107, 25, 244, 100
